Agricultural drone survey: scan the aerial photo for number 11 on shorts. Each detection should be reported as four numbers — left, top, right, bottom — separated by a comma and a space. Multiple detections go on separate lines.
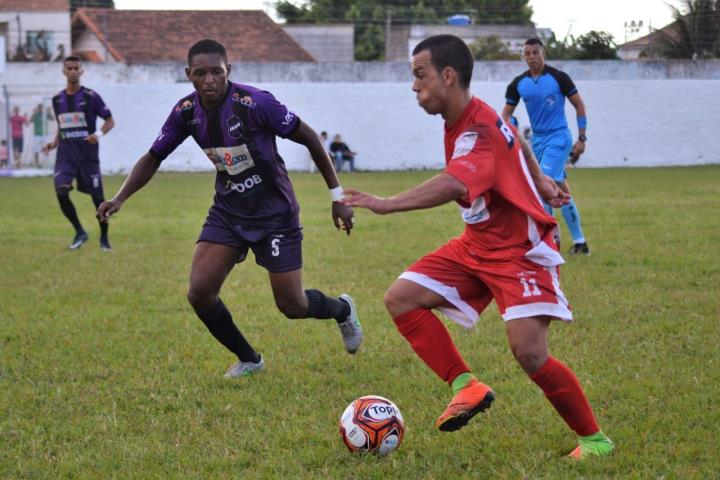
520, 277, 541, 297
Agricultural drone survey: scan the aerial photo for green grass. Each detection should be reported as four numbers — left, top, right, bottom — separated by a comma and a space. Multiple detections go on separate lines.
1, 166, 719, 479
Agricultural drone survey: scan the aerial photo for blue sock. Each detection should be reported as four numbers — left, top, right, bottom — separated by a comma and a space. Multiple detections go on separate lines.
561, 198, 585, 244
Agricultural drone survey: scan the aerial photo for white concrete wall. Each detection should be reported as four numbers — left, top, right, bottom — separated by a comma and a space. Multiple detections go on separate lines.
30, 79, 715, 174
1, 62, 718, 172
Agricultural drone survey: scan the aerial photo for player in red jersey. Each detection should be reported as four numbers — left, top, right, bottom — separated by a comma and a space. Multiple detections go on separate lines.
344, 34, 614, 459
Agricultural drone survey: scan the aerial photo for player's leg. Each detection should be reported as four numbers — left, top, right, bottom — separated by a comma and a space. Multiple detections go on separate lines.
386, 243, 495, 431
261, 229, 361, 354
558, 179, 590, 255
54, 163, 87, 249
505, 316, 614, 458
188, 241, 263, 377
91, 194, 110, 251
77, 164, 110, 250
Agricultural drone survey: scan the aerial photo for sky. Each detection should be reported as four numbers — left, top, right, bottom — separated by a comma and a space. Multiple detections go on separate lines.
113, 0, 680, 45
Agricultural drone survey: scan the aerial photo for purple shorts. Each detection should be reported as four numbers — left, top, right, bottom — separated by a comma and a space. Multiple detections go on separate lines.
54, 159, 104, 196
198, 207, 303, 273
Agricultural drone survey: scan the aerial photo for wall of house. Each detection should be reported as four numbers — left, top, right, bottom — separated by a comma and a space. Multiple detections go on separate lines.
73, 30, 114, 62
2, 61, 719, 172
283, 24, 354, 62
0, 12, 70, 61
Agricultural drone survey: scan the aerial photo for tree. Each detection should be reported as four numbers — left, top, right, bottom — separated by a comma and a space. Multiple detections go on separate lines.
274, 0, 533, 60
574, 31, 619, 60
543, 33, 580, 60
469, 36, 519, 60
656, 0, 720, 59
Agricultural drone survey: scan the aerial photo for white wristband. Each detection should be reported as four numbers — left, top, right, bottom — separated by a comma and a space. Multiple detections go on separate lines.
329, 186, 344, 202
95, 130, 104, 139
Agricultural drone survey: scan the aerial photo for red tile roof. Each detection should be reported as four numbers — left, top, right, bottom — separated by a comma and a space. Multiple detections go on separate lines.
71, 8, 315, 63
0, 0, 68, 11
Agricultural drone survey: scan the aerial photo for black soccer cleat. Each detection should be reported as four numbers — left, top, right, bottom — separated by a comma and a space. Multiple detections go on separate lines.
100, 237, 112, 252
69, 231, 89, 250
568, 242, 590, 256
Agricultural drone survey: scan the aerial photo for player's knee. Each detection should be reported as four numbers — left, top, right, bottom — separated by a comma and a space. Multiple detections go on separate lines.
274, 296, 305, 319
383, 285, 413, 318
186, 287, 217, 313
91, 195, 105, 208
56, 186, 71, 198
511, 346, 547, 374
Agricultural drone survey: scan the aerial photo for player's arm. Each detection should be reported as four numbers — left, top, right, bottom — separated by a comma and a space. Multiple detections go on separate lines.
86, 116, 115, 144
501, 104, 516, 123
568, 92, 587, 159
344, 173, 466, 215
42, 132, 59, 154
97, 152, 161, 221
287, 119, 354, 235
518, 134, 569, 208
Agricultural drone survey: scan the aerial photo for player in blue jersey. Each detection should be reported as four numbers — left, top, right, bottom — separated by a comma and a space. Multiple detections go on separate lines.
96, 39, 362, 378
502, 38, 590, 255
43, 56, 115, 251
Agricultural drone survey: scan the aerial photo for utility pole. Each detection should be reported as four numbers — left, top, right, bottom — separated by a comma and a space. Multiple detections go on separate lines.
385, 8, 393, 61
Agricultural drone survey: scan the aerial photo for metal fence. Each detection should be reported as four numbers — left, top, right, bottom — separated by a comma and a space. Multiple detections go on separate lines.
1, 85, 57, 172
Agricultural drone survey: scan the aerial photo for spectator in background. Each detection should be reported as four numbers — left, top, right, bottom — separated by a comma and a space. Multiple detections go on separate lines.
10, 106, 28, 168
0, 140, 9, 169
30, 104, 53, 167
330, 134, 357, 173
53, 44, 66, 62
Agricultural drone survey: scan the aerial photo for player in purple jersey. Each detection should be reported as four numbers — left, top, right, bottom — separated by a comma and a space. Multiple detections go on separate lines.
97, 39, 362, 378
43, 56, 115, 251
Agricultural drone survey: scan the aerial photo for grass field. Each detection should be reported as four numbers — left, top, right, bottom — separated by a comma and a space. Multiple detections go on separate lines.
1, 166, 719, 479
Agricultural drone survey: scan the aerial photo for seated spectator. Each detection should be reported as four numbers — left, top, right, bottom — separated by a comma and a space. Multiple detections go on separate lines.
329, 134, 357, 173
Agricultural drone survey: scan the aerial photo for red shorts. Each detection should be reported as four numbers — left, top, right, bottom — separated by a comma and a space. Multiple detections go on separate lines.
400, 237, 572, 327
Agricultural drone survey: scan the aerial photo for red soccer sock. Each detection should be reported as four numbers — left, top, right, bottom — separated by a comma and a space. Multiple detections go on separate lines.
393, 309, 470, 384
530, 356, 600, 437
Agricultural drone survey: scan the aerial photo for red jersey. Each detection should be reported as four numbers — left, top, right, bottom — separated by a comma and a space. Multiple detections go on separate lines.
444, 97, 559, 261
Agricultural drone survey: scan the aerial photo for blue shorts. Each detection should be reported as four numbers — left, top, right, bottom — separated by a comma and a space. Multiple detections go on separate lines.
198, 206, 303, 273
532, 129, 572, 182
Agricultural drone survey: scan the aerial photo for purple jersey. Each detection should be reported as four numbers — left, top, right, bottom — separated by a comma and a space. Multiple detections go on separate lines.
150, 82, 301, 237
52, 86, 111, 163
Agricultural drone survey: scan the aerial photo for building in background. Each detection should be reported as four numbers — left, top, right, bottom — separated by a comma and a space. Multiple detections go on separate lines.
386, 23, 538, 61
283, 24, 354, 62
0, 0, 71, 62
71, 8, 315, 63
618, 21, 679, 60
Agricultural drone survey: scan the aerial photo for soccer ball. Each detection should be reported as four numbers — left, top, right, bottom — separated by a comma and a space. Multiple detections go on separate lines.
339, 395, 405, 455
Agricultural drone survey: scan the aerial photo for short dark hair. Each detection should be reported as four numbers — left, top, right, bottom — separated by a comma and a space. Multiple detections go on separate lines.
64, 55, 80, 63
187, 39, 228, 65
412, 34, 473, 89
524, 38, 544, 48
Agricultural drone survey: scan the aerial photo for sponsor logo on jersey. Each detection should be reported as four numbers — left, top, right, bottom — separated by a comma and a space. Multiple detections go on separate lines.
58, 112, 88, 129
232, 92, 256, 108
225, 174, 263, 195
175, 99, 194, 113
282, 110, 295, 126
61, 130, 89, 139
460, 196, 489, 224
545, 95, 556, 107
226, 115, 244, 139
203, 144, 255, 176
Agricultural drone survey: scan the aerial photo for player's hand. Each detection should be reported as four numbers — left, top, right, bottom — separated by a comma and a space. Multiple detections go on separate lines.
85, 134, 99, 144
97, 198, 123, 222
343, 188, 391, 215
538, 175, 570, 208
332, 201, 354, 236
571, 140, 585, 159
41, 142, 56, 155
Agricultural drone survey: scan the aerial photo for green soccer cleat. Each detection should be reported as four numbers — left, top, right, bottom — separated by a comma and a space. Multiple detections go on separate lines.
567, 431, 615, 459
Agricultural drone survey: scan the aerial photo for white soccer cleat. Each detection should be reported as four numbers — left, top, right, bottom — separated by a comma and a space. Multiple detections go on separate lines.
338, 294, 363, 354
224, 355, 265, 378
69, 231, 88, 250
